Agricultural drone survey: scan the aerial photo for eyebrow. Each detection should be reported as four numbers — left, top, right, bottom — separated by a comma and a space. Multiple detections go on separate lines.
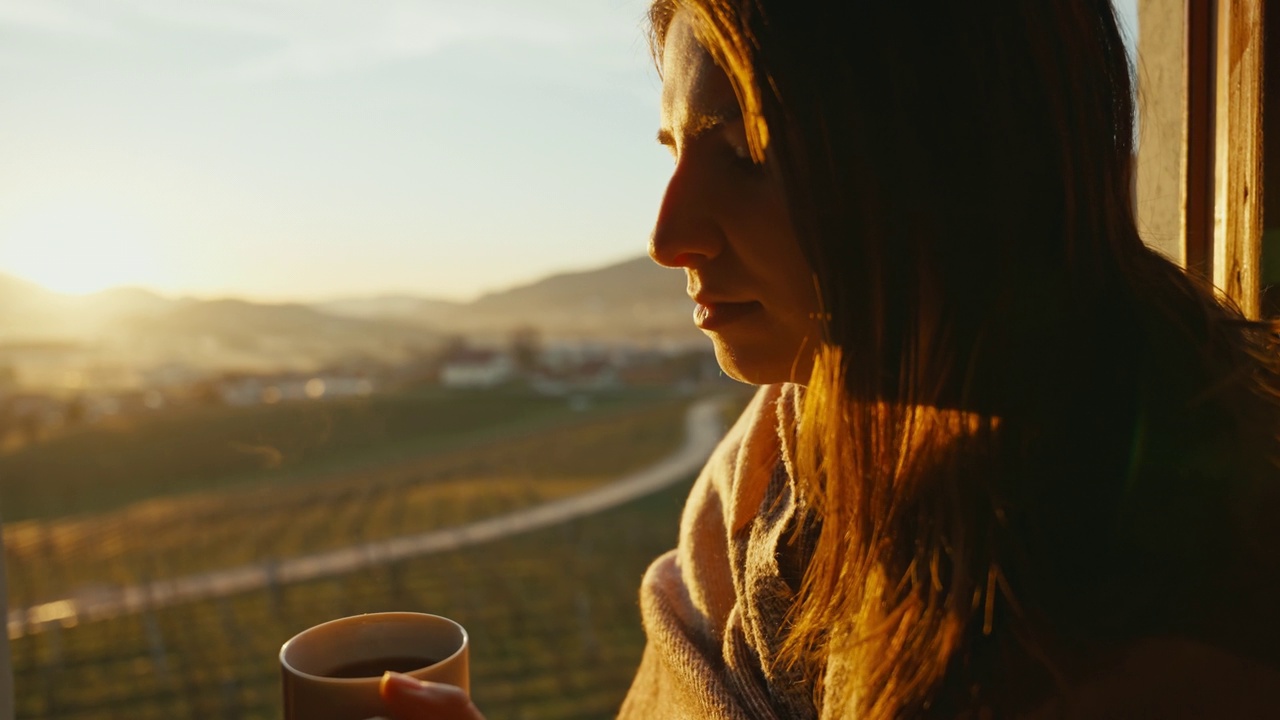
657, 103, 744, 150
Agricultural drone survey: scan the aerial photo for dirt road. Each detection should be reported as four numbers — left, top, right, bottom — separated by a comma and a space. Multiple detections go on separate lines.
8, 395, 727, 639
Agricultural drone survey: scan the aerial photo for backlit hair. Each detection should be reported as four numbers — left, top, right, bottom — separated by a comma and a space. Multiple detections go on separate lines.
650, 1, 1280, 717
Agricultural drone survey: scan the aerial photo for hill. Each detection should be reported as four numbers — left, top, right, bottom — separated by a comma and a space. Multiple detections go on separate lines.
0, 275, 442, 378
0, 277, 176, 340
317, 256, 698, 343
468, 256, 690, 334
312, 294, 463, 324
117, 299, 440, 370
0, 256, 700, 385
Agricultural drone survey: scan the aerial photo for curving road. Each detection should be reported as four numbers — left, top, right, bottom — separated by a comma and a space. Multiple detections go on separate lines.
8, 395, 727, 640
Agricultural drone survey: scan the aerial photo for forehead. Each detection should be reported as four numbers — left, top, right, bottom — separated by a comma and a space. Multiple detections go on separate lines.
659, 13, 738, 136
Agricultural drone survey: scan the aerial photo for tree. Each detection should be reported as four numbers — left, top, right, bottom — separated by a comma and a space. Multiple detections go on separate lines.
509, 326, 542, 374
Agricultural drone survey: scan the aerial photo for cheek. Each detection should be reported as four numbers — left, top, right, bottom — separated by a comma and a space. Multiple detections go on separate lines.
742, 219, 815, 307
718, 183, 793, 257
703, 163, 816, 313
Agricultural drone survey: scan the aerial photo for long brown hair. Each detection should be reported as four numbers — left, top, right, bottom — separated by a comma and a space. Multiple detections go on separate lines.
650, 1, 1280, 717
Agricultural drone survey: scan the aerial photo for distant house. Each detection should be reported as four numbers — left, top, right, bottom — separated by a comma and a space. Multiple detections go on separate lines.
538, 341, 610, 372
529, 357, 620, 396
615, 347, 722, 389
440, 350, 516, 389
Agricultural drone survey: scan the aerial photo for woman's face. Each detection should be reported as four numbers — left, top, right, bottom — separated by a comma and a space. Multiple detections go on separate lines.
651, 11, 821, 386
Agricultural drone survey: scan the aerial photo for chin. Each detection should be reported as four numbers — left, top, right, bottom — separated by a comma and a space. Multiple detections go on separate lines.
710, 338, 812, 386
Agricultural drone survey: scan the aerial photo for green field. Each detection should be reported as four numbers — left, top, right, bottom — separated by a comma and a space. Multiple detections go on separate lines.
6, 384, 757, 718
0, 386, 673, 523
6, 394, 694, 608
13, 479, 693, 719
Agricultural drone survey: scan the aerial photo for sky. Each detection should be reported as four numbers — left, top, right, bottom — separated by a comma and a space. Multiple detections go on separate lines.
0, 0, 1138, 303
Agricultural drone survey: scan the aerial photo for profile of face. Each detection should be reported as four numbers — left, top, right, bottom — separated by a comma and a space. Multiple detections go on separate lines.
651, 11, 821, 386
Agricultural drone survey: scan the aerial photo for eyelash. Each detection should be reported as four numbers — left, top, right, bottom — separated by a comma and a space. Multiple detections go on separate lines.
663, 135, 761, 173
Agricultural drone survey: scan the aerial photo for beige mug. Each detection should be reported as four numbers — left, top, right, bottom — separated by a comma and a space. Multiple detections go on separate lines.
280, 612, 469, 720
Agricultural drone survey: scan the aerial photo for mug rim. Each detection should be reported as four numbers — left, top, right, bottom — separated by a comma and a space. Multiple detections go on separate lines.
279, 611, 468, 684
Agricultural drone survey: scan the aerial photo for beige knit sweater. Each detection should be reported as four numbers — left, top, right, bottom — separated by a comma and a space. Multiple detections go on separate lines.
618, 385, 1280, 719
619, 384, 817, 719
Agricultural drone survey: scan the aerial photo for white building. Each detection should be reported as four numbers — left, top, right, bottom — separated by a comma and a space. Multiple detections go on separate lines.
440, 350, 516, 389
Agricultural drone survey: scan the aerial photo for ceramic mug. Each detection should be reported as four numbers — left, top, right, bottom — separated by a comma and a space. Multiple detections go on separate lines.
280, 612, 469, 720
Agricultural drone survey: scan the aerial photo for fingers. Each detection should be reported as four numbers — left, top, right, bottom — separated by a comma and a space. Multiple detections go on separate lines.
380, 672, 485, 720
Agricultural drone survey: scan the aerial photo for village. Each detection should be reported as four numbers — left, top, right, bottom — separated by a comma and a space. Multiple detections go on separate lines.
0, 331, 721, 451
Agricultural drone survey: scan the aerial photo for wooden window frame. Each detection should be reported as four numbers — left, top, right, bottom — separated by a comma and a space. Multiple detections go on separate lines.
1136, 0, 1264, 318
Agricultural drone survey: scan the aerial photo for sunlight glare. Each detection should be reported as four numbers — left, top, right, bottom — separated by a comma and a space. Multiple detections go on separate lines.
0, 203, 164, 294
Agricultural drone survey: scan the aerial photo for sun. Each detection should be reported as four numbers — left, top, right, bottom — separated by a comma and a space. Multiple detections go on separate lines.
0, 202, 164, 295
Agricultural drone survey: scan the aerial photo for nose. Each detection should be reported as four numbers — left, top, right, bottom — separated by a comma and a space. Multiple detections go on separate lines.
648, 162, 724, 269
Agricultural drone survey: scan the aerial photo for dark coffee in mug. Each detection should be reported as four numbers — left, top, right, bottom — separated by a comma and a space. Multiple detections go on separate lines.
325, 655, 440, 679
280, 612, 469, 720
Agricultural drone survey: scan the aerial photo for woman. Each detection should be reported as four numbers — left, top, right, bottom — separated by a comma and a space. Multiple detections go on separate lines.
382, 1, 1280, 717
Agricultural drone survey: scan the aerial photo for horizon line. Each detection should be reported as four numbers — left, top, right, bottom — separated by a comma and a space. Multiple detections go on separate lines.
0, 253, 656, 306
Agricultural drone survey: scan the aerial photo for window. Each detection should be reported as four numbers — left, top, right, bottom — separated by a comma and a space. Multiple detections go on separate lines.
1134, 0, 1265, 318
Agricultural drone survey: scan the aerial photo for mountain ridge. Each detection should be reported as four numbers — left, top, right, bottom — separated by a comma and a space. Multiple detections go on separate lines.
0, 256, 701, 379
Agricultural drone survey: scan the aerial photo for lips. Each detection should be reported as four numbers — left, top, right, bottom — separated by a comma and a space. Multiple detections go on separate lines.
693, 300, 761, 330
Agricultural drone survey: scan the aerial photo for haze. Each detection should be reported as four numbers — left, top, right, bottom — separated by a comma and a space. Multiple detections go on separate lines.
0, 0, 1136, 302
0, 0, 671, 302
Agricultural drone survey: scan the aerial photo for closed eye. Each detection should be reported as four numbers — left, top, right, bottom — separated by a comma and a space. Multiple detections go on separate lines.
657, 103, 744, 160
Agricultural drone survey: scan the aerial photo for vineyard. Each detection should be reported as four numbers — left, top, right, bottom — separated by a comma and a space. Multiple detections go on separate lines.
13, 482, 693, 719
6, 385, 753, 718
1, 387, 664, 524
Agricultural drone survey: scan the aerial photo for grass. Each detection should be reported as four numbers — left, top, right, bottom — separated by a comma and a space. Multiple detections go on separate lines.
5, 393, 694, 608
12, 479, 694, 720
7, 383, 758, 719
0, 386, 670, 523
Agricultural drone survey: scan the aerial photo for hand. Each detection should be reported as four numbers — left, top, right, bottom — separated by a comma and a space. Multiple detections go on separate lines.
378, 672, 486, 720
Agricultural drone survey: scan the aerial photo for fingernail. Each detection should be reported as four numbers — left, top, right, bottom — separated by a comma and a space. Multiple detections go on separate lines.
380, 671, 452, 698
380, 671, 420, 694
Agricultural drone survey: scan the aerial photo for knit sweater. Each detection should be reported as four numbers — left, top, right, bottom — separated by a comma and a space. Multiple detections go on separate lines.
619, 384, 815, 719
618, 384, 1280, 719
